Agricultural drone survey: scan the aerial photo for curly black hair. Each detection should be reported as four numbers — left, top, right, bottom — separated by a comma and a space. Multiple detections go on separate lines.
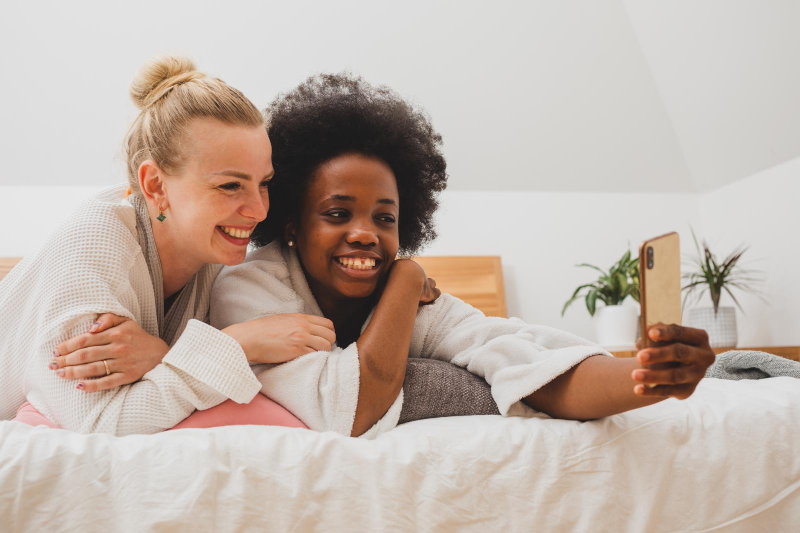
251, 73, 448, 255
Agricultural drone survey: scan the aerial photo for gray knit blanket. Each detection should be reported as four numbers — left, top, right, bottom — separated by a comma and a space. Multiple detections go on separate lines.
705, 350, 800, 380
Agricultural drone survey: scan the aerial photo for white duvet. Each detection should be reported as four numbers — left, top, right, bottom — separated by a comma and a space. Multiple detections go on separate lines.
2, 377, 799, 532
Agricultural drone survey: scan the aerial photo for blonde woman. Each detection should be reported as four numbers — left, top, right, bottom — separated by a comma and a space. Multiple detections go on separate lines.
0, 56, 336, 434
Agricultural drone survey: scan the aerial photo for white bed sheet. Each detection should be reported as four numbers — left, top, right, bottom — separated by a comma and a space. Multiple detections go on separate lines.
1, 377, 799, 532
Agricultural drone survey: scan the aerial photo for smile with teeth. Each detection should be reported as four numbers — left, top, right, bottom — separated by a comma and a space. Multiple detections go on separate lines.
218, 226, 253, 239
336, 257, 378, 270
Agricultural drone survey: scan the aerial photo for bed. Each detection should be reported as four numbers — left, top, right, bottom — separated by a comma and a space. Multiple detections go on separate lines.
1, 257, 799, 531
2, 378, 799, 531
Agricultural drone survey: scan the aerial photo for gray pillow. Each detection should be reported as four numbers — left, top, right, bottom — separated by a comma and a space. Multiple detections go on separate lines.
399, 358, 499, 424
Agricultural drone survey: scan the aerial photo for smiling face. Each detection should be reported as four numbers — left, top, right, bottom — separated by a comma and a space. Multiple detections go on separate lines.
160, 118, 274, 268
291, 152, 400, 307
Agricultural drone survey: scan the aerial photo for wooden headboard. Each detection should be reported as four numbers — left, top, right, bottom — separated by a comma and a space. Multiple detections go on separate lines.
0, 257, 21, 282
0, 255, 508, 318
412, 256, 507, 318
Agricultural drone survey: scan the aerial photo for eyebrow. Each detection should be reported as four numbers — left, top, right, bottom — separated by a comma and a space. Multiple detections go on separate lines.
211, 170, 274, 180
326, 194, 397, 206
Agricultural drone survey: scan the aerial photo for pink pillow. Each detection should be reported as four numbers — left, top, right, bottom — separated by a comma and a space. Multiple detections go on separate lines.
13, 402, 60, 428
170, 396, 307, 430
13, 395, 307, 431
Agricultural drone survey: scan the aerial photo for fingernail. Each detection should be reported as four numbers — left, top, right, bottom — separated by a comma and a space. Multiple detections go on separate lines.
55, 369, 65, 377
89, 322, 100, 333
633, 370, 645, 381
49, 362, 58, 370
76, 383, 84, 390
52, 349, 60, 356
634, 384, 645, 395
639, 352, 650, 363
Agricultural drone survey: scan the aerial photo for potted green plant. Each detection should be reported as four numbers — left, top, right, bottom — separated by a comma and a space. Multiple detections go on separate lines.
562, 249, 640, 347
682, 232, 763, 347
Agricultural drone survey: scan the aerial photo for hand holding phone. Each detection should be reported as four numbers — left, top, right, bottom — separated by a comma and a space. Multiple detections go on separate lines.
633, 232, 715, 398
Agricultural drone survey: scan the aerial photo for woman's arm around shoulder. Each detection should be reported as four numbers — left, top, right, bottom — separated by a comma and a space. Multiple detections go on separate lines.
349, 259, 431, 436
15, 201, 261, 434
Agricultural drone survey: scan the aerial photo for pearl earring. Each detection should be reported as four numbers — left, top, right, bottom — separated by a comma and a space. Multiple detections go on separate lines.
287, 240, 295, 248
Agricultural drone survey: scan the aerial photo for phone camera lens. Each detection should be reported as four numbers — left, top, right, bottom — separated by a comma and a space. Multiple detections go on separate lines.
646, 247, 654, 269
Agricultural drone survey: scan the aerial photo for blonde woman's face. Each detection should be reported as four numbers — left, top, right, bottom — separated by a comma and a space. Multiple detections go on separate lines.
164, 118, 272, 267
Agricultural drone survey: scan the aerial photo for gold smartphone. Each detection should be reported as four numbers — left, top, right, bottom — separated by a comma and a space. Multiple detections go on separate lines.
639, 232, 681, 348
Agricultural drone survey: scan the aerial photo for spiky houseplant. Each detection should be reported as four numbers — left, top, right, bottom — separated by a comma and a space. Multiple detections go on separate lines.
682, 233, 762, 316
562, 249, 640, 317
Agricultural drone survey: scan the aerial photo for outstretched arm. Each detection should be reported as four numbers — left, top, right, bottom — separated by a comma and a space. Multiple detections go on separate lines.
524, 324, 714, 420
410, 296, 714, 419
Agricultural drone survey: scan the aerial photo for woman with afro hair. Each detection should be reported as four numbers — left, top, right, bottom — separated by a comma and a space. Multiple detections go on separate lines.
210, 73, 715, 438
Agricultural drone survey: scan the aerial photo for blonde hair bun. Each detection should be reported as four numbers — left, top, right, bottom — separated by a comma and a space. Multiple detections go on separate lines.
124, 54, 262, 189
129, 55, 203, 110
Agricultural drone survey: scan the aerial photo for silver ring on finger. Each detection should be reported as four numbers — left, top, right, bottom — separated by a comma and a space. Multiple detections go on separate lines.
102, 359, 110, 376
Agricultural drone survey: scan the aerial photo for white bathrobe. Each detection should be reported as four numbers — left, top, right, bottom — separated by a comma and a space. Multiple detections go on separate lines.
0, 186, 261, 434
210, 242, 611, 438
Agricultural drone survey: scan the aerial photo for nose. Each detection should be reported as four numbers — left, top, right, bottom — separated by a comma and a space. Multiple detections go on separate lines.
240, 184, 269, 222
346, 223, 378, 247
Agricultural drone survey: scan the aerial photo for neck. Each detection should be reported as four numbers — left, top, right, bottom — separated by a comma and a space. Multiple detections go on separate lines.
151, 216, 202, 298
308, 281, 375, 345
320, 295, 373, 327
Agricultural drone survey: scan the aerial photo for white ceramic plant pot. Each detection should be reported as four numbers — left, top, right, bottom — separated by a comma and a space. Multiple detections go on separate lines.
685, 306, 738, 348
595, 305, 639, 348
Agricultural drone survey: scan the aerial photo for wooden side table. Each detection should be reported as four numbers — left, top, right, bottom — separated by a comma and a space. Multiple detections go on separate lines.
612, 346, 800, 362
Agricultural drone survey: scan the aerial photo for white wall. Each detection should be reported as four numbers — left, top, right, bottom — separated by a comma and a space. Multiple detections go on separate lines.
5, 2, 799, 193
623, 0, 800, 190
697, 158, 800, 346
0, 0, 693, 192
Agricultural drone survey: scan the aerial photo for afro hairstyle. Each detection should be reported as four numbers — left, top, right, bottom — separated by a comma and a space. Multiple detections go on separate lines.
251, 73, 448, 255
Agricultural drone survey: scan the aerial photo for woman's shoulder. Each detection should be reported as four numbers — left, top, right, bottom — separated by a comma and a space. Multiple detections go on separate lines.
20, 185, 142, 285
216, 241, 290, 285
49, 185, 140, 256
0, 186, 148, 338
245, 241, 290, 267
210, 242, 304, 329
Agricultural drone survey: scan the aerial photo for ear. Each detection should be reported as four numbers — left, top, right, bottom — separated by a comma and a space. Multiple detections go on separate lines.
138, 159, 169, 211
283, 221, 297, 245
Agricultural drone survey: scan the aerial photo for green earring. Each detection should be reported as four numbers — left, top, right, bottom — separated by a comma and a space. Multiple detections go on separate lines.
157, 210, 166, 222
